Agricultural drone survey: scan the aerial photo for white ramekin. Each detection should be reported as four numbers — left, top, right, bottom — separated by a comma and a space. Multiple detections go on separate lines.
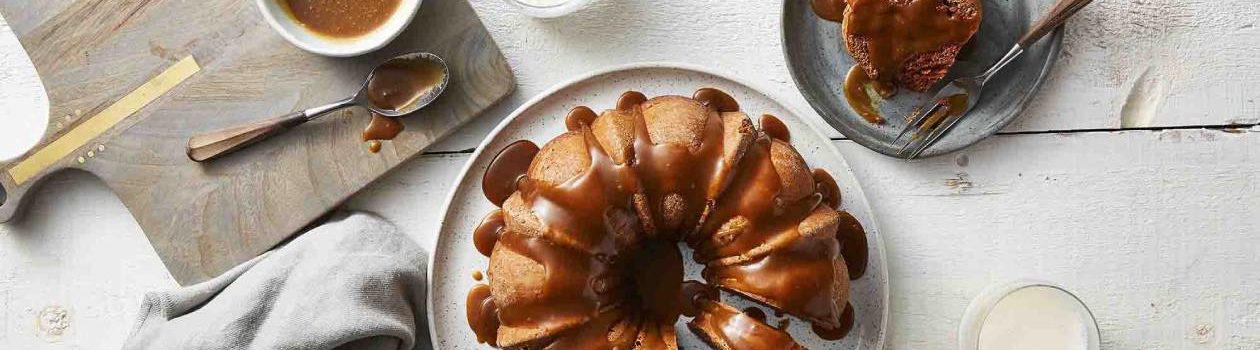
255, 0, 423, 57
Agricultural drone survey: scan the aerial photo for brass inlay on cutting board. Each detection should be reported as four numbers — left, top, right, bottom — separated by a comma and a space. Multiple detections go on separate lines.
7, 56, 201, 185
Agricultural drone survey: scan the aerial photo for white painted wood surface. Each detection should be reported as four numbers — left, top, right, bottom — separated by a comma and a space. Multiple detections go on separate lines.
3, 1, 1260, 349
0, 18, 45, 161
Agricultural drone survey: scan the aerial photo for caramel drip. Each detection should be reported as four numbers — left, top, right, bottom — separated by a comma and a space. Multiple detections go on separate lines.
630, 99, 730, 239
811, 0, 847, 22
845, 0, 982, 85
362, 114, 405, 141
482, 140, 538, 206
812, 302, 855, 340
837, 211, 869, 279
617, 91, 648, 111
565, 106, 598, 132
941, 93, 969, 115
693, 300, 802, 350
680, 280, 720, 317
466, 284, 500, 346
472, 209, 505, 257
472, 270, 484, 281
693, 88, 740, 113
842, 66, 891, 124
760, 114, 791, 143
813, 168, 842, 209
362, 114, 404, 152
840, 303, 856, 335
917, 93, 970, 130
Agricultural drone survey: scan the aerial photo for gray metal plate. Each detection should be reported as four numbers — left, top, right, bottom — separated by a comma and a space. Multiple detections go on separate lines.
783, 0, 1063, 158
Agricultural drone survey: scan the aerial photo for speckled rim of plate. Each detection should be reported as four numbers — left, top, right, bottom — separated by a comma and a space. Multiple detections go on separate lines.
781, 0, 1064, 159
426, 62, 889, 349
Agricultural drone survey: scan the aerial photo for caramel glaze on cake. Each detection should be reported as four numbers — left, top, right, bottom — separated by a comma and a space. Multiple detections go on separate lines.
467, 88, 870, 349
690, 299, 805, 350
843, 0, 982, 92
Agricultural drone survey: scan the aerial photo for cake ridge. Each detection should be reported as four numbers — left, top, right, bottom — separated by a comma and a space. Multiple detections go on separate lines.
688, 298, 807, 350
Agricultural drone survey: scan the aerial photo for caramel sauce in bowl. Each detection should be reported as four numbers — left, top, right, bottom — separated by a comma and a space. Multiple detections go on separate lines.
256, 0, 422, 56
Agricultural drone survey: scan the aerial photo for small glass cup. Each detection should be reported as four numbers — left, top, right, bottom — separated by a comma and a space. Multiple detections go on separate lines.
959, 280, 1101, 350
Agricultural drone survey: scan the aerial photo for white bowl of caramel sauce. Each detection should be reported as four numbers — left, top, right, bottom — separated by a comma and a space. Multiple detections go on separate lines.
257, 0, 422, 57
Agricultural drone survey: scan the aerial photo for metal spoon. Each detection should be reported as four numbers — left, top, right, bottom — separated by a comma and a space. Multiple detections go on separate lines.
187, 52, 450, 162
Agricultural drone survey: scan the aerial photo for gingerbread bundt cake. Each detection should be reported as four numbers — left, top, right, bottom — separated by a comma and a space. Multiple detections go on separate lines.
466, 88, 869, 349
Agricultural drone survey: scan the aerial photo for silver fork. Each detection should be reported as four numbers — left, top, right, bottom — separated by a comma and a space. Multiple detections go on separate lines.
893, 0, 1095, 159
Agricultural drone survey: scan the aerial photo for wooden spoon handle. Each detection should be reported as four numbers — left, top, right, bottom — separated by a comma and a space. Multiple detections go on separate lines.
187, 111, 308, 162
1018, 0, 1094, 49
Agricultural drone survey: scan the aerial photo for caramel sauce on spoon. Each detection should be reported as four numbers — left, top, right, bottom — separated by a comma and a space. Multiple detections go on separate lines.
359, 56, 446, 152
367, 58, 446, 111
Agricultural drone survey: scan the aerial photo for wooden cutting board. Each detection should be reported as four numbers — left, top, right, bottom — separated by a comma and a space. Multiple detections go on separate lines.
0, 0, 513, 285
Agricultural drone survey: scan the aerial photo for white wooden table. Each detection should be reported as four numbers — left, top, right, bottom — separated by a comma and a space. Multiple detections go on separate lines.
3, 0, 1259, 348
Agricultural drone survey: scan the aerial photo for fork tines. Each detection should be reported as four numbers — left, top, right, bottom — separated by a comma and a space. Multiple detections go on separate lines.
894, 97, 968, 159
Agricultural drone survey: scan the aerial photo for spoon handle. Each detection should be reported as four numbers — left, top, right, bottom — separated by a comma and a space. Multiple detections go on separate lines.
187, 111, 309, 162
1017, 0, 1094, 49
187, 97, 355, 162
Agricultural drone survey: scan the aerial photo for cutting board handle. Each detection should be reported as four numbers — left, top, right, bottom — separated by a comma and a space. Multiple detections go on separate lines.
0, 56, 200, 223
1, 171, 27, 222
0, 142, 77, 223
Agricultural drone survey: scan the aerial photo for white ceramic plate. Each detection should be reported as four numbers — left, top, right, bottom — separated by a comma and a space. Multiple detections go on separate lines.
427, 63, 889, 349
782, 0, 1062, 158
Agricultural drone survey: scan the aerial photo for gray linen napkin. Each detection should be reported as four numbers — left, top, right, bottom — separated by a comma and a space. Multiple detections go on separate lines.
124, 212, 430, 350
